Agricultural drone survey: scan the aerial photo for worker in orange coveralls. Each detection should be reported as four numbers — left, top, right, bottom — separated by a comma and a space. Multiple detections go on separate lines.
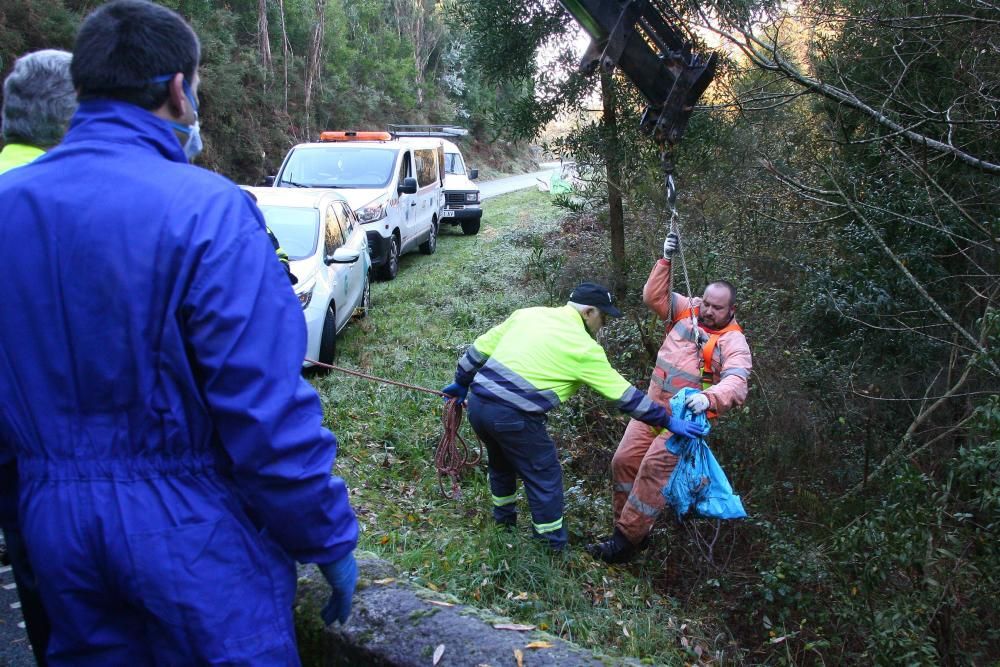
587, 232, 752, 564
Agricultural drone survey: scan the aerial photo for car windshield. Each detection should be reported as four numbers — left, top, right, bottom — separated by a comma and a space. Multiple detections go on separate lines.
277, 146, 397, 188
258, 205, 319, 260
443, 152, 465, 175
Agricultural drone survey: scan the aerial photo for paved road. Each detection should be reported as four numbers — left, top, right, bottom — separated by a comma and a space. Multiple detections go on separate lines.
0, 549, 35, 667
479, 162, 559, 200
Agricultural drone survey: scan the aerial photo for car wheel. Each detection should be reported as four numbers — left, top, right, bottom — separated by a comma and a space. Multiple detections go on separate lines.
376, 234, 400, 281
318, 303, 337, 365
461, 219, 480, 236
420, 220, 438, 255
356, 275, 371, 318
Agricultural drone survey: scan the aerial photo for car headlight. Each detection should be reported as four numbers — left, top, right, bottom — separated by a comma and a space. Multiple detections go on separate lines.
297, 285, 314, 310
356, 198, 387, 223
465, 192, 479, 203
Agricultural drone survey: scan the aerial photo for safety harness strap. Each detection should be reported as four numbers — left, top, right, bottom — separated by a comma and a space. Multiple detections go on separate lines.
699, 321, 743, 388
667, 306, 743, 418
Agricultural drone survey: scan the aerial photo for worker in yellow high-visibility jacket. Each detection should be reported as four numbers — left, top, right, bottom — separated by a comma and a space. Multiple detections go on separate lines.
442, 282, 705, 550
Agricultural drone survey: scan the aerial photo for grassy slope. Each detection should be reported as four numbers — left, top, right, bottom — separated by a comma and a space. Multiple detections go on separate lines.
314, 190, 699, 665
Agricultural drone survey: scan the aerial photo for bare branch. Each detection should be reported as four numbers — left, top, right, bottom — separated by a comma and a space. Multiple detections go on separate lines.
843, 356, 975, 497
703, 21, 1000, 173
824, 168, 1000, 375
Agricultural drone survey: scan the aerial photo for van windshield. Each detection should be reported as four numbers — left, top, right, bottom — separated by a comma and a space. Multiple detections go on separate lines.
278, 146, 397, 189
444, 152, 465, 175
258, 206, 319, 260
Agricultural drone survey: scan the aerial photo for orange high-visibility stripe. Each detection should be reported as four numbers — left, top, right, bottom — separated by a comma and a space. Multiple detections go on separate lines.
669, 305, 742, 419
700, 321, 743, 382
673, 306, 696, 323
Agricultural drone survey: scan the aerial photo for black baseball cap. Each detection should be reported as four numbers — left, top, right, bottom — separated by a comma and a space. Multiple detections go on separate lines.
570, 282, 622, 317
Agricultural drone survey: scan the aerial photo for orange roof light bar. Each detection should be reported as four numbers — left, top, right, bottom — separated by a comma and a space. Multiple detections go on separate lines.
319, 131, 392, 142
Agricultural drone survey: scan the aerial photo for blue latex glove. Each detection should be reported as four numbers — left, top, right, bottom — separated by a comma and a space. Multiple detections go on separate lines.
441, 382, 468, 402
318, 552, 358, 625
668, 415, 708, 439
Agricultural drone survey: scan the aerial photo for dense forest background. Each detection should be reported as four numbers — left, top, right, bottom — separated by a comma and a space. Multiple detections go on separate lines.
0, 0, 535, 183
2, 0, 998, 663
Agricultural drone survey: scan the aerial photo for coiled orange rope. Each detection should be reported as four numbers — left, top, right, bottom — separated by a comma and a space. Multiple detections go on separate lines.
305, 358, 481, 498
434, 398, 482, 498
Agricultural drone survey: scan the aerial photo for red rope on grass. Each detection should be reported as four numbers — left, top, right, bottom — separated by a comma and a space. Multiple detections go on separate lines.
434, 398, 482, 499
305, 358, 482, 498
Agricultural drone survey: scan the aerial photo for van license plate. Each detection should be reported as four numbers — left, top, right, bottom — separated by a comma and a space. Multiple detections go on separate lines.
442, 210, 455, 217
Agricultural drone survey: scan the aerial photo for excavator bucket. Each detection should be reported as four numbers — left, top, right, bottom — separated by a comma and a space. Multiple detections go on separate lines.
561, 0, 716, 147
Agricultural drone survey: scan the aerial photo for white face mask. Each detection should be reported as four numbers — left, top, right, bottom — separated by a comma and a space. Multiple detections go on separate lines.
176, 120, 203, 161
169, 85, 202, 162
155, 75, 203, 162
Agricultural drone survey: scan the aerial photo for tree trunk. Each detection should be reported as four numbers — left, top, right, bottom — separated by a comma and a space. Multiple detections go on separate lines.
412, 4, 425, 108
392, 0, 443, 112
601, 70, 626, 298
257, 0, 272, 73
277, 0, 291, 115
303, 0, 327, 137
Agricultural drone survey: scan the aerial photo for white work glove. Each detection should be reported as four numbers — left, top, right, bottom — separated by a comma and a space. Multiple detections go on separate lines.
684, 392, 710, 415
663, 232, 679, 258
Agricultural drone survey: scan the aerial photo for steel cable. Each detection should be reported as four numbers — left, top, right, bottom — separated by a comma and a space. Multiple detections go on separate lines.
664, 155, 697, 331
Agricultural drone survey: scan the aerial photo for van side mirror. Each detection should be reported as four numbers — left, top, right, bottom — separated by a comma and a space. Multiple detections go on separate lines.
325, 247, 361, 265
469, 169, 479, 180
398, 177, 418, 195
259, 175, 275, 186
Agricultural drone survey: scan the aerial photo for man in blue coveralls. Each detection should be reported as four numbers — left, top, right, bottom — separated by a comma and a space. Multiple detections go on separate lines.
0, 1, 358, 664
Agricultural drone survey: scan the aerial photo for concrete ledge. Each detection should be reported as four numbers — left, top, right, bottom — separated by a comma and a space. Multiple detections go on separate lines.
294, 554, 642, 666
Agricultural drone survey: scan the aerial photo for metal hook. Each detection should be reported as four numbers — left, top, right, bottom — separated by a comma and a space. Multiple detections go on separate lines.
666, 173, 677, 209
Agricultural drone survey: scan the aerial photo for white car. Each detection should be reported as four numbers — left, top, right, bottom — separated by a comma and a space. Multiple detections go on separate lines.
245, 187, 371, 366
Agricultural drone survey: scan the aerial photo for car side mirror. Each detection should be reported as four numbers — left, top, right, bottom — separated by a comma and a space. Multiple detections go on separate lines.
397, 177, 418, 195
469, 169, 478, 180
325, 247, 361, 265
260, 175, 275, 186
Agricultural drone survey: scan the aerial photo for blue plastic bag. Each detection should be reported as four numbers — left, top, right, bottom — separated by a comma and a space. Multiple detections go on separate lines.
662, 388, 747, 520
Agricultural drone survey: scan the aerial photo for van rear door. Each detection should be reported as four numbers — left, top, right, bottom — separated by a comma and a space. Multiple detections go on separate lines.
396, 150, 416, 247
412, 146, 441, 248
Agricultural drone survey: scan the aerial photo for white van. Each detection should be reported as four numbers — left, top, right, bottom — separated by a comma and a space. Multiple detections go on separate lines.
439, 138, 482, 236
391, 126, 482, 236
270, 131, 444, 280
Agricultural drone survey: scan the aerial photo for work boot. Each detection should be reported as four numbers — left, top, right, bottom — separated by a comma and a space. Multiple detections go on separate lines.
585, 528, 650, 564
494, 517, 516, 531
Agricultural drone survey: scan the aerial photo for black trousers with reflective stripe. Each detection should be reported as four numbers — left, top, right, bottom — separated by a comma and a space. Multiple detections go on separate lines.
467, 393, 566, 549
